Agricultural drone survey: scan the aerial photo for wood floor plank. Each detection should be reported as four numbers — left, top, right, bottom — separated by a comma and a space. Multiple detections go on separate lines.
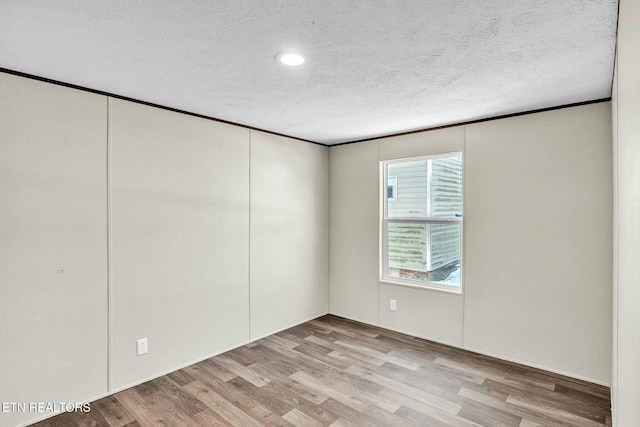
258, 378, 339, 424
434, 356, 554, 392
166, 369, 196, 387
455, 383, 580, 427
31, 411, 81, 427
395, 404, 453, 427
553, 384, 612, 410
508, 383, 610, 423
212, 355, 270, 387
265, 334, 300, 349
519, 419, 545, 427
245, 343, 303, 377
418, 361, 487, 388
135, 387, 195, 426
345, 364, 462, 414
328, 348, 387, 368
290, 366, 401, 415
71, 407, 113, 427
377, 387, 484, 427
359, 404, 407, 426
33, 315, 611, 427
329, 417, 360, 427
248, 361, 331, 405
226, 376, 292, 416
296, 342, 353, 370
190, 408, 233, 426
261, 337, 352, 373
187, 375, 256, 414
223, 346, 264, 367
283, 333, 333, 355
454, 390, 523, 427
319, 398, 388, 427
90, 395, 137, 427
282, 408, 325, 427
290, 371, 370, 412
259, 338, 343, 374
148, 375, 208, 416
526, 369, 611, 400
308, 319, 379, 339
115, 388, 170, 427
464, 375, 610, 424
505, 394, 608, 427
246, 405, 293, 426
384, 362, 471, 394
198, 358, 237, 382
182, 381, 264, 427
305, 334, 341, 351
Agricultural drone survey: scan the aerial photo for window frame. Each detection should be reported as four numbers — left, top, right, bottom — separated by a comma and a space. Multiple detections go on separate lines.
381, 152, 463, 294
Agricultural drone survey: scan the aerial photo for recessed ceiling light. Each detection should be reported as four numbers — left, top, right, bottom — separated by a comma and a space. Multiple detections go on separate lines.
277, 52, 305, 66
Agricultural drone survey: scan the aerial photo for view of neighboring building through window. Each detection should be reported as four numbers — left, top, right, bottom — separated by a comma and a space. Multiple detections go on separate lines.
387, 175, 397, 200
382, 153, 463, 290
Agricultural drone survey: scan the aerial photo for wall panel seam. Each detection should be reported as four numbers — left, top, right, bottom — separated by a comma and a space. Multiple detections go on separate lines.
248, 130, 252, 342
461, 125, 467, 349
106, 96, 113, 392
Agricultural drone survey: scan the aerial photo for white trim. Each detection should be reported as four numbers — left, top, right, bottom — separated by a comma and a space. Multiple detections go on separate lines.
380, 279, 462, 295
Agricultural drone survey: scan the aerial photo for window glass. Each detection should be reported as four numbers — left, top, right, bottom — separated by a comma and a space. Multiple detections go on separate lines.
387, 176, 397, 200
383, 153, 462, 290
386, 222, 461, 286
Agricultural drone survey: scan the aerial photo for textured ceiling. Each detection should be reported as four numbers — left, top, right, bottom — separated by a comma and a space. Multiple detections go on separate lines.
0, 0, 618, 145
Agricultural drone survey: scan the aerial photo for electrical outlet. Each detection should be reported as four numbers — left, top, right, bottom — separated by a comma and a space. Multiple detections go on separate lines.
136, 338, 148, 356
390, 299, 397, 311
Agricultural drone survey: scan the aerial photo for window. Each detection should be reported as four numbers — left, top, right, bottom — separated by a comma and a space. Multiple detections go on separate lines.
382, 153, 463, 291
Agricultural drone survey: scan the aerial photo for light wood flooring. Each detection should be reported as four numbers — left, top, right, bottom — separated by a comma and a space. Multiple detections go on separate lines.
32, 315, 612, 426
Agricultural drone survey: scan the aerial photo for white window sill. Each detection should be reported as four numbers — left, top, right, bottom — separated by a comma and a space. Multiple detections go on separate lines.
379, 278, 463, 295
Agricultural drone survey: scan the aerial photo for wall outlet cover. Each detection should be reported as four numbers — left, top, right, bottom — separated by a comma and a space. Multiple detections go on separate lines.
136, 338, 148, 356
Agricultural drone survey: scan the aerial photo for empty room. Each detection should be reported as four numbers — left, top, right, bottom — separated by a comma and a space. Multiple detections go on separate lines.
1, 1, 638, 426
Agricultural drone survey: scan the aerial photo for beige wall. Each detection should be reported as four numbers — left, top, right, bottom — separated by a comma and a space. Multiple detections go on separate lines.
329, 103, 613, 384
250, 131, 329, 340
0, 72, 329, 427
109, 99, 251, 390
612, 0, 640, 424
329, 141, 380, 324
464, 104, 612, 383
0, 73, 109, 427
